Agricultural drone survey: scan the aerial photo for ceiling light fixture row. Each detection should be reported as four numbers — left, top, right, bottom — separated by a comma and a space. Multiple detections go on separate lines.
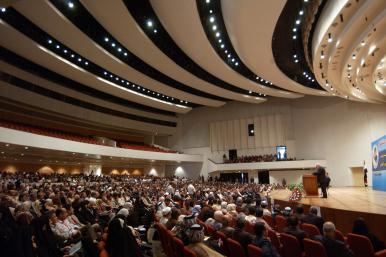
47, 37, 189, 106
0, 7, 191, 108
197, 0, 289, 96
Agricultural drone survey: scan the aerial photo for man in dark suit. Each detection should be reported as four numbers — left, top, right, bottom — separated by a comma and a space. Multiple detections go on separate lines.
303, 206, 324, 233
315, 222, 354, 257
232, 215, 254, 253
283, 216, 308, 250
313, 164, 328, 198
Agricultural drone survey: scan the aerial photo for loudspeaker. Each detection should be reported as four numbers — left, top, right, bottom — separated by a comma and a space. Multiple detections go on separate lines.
229, 149, 237, 161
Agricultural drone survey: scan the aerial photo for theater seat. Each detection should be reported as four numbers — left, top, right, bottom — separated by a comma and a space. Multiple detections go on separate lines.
99, 249, 109, 257
280, 233, 304, 257
263, 215, 275, 228
335, 229, 346, 243
216, 231, 229, 255
275, 215, 287, 233
227, 238, 246, 257
173, 237, 185, 257
245, 221, 255, 235
300, 223, 321, 238
268, 229, 282, 253
247, 244, 263, 257
303, 238, 328, 257
347, 233, 386, 257
183, 247, 197, 257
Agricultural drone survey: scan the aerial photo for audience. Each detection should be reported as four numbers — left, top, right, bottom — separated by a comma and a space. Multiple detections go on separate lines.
0, 171, 384, 257
303, 206, 324, 233
224, 154, 297, 163
315, 222, 354, 257
352, 217, 385, 251
283, 216, 308, 249
252, 222, 281, 257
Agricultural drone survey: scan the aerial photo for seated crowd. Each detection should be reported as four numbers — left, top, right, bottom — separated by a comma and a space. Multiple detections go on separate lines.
0, 172, 385, 257
224, 154, 296, 163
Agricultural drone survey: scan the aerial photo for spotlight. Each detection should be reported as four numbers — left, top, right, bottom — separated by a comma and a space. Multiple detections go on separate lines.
104, 37, 109, 42
299, 10, 304, 15
293, 35, 297, 39
293, 28, 297, 32
56, 45, 60, 49
68, 2, 74, 8
147, 20, 153, 27
221, 44, 224, 48
1, 7, 6, 12
212, 25, 217, 31
154, 29, 157, 33
296, 20, 300, 25
48, 39, 52, 44
209, 16, 215, 23
111, 43, 115, 47
215, 32, 220, 37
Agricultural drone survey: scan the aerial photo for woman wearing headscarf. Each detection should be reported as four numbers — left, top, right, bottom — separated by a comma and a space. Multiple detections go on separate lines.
105, 208, 143, 257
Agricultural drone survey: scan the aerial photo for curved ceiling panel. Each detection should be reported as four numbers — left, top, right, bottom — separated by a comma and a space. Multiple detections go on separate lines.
12, 0, 222, 108
221, 0, 328, 96
80, 0, 265, 105
0, 60, 177, 123
150, 0, 301, 100
313, 0, 386, 103
0, 19, 190, 114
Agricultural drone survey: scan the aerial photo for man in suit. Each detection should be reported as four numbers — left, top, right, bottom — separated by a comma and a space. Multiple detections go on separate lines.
313, 164, 328, 198
315, 222, 354, 257
232, 214, 254, 253
303, 206, 324, 233
283, 216, 308, 250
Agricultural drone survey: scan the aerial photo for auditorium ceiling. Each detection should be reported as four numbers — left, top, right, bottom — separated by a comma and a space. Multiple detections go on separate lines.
0, 0, 385, 135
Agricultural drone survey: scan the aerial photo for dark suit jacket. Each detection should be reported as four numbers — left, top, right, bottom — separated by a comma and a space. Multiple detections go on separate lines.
303, 213, 324, 233
232, 228, 254, 253
283, 227, 308, 249
313, 167, 326, 184
315, 235, 354, 257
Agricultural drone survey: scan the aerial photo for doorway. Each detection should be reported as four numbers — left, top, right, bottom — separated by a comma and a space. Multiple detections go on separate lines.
258, 170, 270, 184
219, 172, 249, 183
350, 167, 364, 187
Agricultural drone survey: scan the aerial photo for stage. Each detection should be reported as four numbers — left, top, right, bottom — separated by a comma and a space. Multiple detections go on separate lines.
269, 187, 386, 242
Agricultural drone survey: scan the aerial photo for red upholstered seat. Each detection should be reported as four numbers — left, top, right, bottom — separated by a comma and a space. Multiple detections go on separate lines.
335, 229, 346, 243
99, 249, 109, 257
303, 238, 328, 257
300, 223, 321, 238
247, 244, 263, 257
245, 221, 255, 235
263, 215, 275, 229
275, 215, 287, 233
216, 231, 229, 255
281, 233, 304, 257
347, 233, 386, 257
173, 237, 185, 257
227, 238, 247, 257
183, 247, 197, 257
268, 229, 282, 253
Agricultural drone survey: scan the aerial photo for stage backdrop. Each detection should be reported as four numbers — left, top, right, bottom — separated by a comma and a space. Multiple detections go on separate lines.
372, 135, 386, 191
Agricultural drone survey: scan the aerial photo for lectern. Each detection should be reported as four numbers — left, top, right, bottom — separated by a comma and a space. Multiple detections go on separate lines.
302, 174, 318, 196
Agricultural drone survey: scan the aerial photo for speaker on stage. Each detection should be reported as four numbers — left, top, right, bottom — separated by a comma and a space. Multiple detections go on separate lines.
229, 149, 237, 161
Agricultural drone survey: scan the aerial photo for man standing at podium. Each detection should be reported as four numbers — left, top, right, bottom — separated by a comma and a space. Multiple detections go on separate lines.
313, 164, 328, 198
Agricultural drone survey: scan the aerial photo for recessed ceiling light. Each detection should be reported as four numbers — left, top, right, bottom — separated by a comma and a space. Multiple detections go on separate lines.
68, 2, 74, 8
215, 32, 220, 37
218, 39, 222, 43
235, 62, 239, 66
296, 20, 300, 25
147, 20, 153, 27
111, 43, 115, 47
294, 54, 297, 58
153, 29, 157, 33
48, 39, 52, 44
124, 52, 127, 56
295, 59, 299, 63
293, 35, 297, 39
206, 0, 210, 3
299, 10, 304, 15
56, 45, 60, 49
71, 54, 74, 58
210, 16, 215, 23
221, 44, 224, 48
63, 49, 68, 53
104, 37, 109, 42
212, 25, 217, 31
231, 58, 235, 62
1, 7, 6, 12
227, 54, 231, 58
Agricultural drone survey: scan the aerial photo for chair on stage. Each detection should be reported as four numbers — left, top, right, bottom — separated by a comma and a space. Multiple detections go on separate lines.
268, 229, 282, 254
300, 223, 321, 238
280, 233, 304, 257
247, 244, 263, 257
275, 215, 287, 233
303, 238, 328, 257
347, 233, 386, 257
227, 238, 247, 257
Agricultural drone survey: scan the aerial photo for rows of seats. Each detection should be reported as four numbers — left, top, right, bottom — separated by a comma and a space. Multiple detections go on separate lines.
0, 120, 177, 153
0, 120, 101, 145
159, 216, 386, 257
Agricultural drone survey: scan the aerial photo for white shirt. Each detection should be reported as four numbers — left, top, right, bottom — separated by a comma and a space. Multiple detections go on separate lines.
187, 184, 195, 195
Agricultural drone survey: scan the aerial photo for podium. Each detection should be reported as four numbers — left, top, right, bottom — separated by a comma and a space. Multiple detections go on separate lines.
303, 174, 318, 196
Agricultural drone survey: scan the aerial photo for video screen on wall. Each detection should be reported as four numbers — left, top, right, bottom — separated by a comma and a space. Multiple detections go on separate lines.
276, 145, 287, 160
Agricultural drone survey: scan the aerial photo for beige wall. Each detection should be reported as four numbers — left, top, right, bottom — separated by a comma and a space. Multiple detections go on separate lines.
0, 162, 83, 174
173, 96, 386, 186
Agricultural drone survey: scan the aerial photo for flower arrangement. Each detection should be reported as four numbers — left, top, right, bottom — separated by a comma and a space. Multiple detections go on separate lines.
288, 183, 303, 202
